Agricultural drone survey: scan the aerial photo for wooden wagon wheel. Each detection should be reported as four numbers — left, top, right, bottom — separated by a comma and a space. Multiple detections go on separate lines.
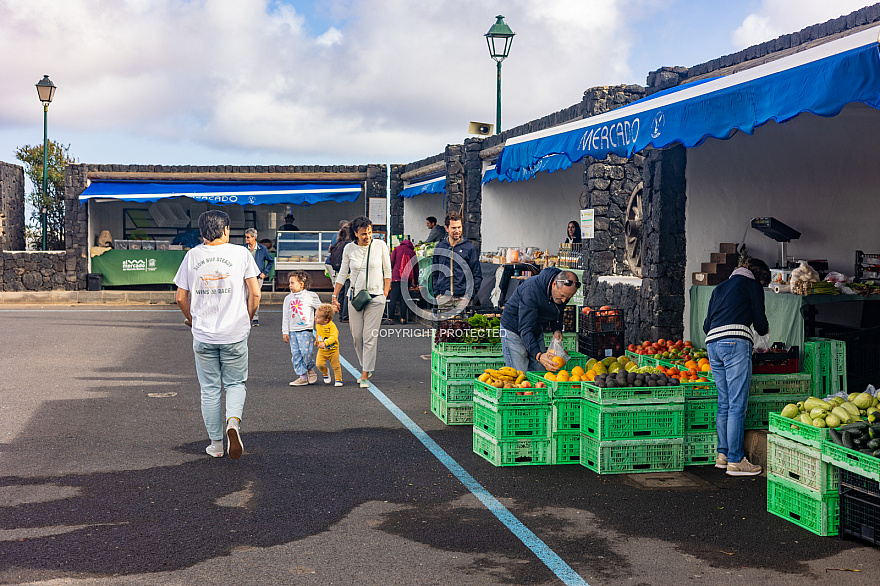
624, 182, 643, 277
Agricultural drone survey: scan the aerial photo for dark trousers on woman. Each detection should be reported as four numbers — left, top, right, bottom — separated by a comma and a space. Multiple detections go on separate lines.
387, 281, 408, 323
338, 280, 350, 321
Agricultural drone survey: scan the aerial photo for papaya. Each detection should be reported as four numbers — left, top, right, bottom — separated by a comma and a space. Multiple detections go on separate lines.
781, 404, 799, 419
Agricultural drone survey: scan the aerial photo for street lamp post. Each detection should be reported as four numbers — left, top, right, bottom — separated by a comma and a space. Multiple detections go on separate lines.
485, 15, 515, 134
35, 75, 56, 251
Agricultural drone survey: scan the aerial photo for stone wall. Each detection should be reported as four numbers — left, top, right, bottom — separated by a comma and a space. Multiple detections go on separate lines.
0, 162, 25, 252
389, 164, 405, 236
583, 146, 688, 343
1, 251, 73, 291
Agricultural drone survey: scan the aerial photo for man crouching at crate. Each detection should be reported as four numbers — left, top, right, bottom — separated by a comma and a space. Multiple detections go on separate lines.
499, 268, 580, 373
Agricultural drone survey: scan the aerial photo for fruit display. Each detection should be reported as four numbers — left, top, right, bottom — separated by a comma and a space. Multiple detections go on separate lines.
656, 362, 712, 383
478, 366, 546, 389
627, 339, 706, 362
544, 355, 633, 383
779, 392, 880, 430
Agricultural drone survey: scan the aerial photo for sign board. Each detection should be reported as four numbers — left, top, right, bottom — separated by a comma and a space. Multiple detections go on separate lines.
580, 208, 595, 239
369, 198, 387, 225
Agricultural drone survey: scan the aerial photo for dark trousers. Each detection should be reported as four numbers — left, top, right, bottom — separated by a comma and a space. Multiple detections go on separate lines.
338, 280, 350, 321
387, 281, 408, 322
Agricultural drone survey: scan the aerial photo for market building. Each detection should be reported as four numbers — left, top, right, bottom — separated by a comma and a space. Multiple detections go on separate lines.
391, 4, 880, 358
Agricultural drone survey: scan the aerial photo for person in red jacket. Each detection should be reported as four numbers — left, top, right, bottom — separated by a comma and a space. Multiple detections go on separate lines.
385, 239, 418, 325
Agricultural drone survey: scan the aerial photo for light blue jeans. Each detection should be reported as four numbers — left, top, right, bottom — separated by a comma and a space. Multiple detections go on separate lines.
500, 327, 543, 373
708, 338, 752, 464
193, 336, 249, 441
289, 330, 316, 377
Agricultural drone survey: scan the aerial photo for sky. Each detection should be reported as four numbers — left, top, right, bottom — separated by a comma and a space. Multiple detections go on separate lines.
0, 0, 875, 170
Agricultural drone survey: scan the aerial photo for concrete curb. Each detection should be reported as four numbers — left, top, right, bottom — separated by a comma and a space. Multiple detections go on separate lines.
0, 291, 331, 305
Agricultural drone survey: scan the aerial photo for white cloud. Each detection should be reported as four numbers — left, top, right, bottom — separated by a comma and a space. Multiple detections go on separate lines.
0, 0, 637, 163
316, 26, 343, 47
732, 0, 873, 48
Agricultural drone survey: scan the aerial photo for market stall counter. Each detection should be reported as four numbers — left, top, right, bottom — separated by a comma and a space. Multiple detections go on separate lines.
90, 249, 187, 286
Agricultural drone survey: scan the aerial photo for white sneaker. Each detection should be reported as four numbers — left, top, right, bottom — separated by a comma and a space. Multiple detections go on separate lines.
289, 377, 308, 386
334, 381, 343, 387
323, 374, 331, 384
726, 457, 761, 476
205, 441, 223, 458
226, 419, 243, 460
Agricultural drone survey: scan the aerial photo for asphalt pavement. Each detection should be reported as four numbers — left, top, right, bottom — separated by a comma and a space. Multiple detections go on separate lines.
1, 306, 878, 585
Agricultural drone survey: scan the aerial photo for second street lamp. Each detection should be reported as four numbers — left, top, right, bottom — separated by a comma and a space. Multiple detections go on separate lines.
35, 74, 56, 251
485, 15, 515, 134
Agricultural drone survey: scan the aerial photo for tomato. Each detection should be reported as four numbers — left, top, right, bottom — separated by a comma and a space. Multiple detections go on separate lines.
657, 338, 666, 346
684, 340, 693, 347
627, 343, 637, 353
646, 347, 657, 355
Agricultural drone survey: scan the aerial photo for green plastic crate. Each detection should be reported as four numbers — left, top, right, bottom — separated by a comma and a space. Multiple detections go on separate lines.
821, 439, 880, 483
581, 401, 684, 441
431, 353, 506, 379
768, 433, 838, 493
431, 373, 474, 403
684, 433, 717, 466
745, 394, 808, 430
685, 398, 717, 434
625, 350, 658, 367
579, 435, 684, 474
473, 378, 550, 405
803, 338, 847, 395
581, 382, 685, 405
550, 433, 581, 465
431, 337, 503, 356
768, 412, 829, 449
552, 399, 582, 433
750, 373, 812, 396
526, 371, 581, 399
473, 397, 550, 439
544, 331, 578, 353
473, 427, 551, 467
430, 391, 473, 425
679, 380, 718, 399
767, 473, 839, 536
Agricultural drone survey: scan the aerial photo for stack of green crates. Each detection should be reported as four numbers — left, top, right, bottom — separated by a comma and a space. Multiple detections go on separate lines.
682, 381, 719, 466
473, 351, 591, 466
472, 379, 553, 466
579, 382, 686, 474
803, 338, 847, 396
767, 412, 839, 536
430, 338, 505, 426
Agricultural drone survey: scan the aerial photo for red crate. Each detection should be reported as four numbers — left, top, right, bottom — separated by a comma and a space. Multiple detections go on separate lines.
579, 308, 623, 333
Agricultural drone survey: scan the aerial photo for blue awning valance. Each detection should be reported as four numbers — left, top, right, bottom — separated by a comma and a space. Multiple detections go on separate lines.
398, 176, 445, 198
495, 25, 880, 180
79, 181, 363, 206
482, 153, 573, 184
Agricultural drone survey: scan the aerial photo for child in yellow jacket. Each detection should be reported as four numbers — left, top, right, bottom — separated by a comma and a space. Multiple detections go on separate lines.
314, 303, 343, 386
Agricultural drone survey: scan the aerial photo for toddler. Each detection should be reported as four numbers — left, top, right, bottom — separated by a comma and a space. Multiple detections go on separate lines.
282, 270, 322, 386
314, 303, 343, 386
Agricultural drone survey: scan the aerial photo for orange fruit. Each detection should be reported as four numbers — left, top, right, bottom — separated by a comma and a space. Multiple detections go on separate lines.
700, 364, 711, 372
551, 355, 566, 368
585, 371, 596, 381
684, 360, 697, 370
571, 366, 585, 376
545, 372, 557, 382
698, 358, 710, 366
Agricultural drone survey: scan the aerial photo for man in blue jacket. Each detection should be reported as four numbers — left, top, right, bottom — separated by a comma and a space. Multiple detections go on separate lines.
244, 228, 273, 326
432, 212, 482, 316
500, 267, 580, 372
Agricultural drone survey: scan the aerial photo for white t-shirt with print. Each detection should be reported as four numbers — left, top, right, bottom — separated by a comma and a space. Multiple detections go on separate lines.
174, 243, 260, 344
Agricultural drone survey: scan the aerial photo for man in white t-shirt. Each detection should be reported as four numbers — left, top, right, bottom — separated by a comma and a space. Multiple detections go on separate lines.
174, 210, 261, 460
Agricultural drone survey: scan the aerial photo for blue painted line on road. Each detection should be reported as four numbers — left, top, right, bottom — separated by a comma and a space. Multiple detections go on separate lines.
339, 356, 589, 586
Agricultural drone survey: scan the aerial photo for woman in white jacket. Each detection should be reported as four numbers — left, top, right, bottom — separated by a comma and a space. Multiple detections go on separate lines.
331, 217, 392, 387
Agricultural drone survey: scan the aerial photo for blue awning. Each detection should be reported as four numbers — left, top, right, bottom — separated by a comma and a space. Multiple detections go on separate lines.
79, 181, 363, 206
482, 153, 573, 184
495, 25, 880, 180
398, 176, 445, 198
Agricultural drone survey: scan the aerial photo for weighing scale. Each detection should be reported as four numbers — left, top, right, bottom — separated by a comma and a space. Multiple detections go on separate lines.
751, 217, 801, 268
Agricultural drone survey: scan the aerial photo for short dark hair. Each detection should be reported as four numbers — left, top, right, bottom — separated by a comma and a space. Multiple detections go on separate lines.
198, 210, 230, 242
349, 216, 372, 234
289, 270, 311, 289
426, 216, 437, 225
747, 258, 771, 287
444, 211, 462, 227
555, 270, 581, 290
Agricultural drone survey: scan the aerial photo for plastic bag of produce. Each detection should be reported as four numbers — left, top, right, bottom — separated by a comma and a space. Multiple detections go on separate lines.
547, 335, 570, 365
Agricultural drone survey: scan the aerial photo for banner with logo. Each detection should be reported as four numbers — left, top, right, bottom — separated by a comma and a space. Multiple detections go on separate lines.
91, 250, 187, 286
79, 182, 362, 207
